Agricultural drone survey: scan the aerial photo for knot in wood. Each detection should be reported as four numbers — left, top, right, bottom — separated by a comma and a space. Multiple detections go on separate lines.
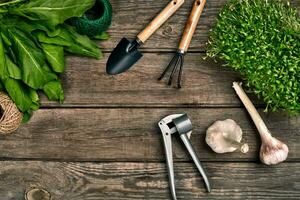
25, 188, 51, 200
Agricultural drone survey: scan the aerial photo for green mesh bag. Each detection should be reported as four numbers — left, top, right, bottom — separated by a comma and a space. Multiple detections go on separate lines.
69, 0, 112, 36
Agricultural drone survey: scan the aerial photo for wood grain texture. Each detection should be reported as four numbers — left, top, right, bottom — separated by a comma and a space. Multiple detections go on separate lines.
137, 0, 185, 43
100, 0, 300, 51
0, 161, 299, 200
179, 0, 206, 52
0, 108, 298, 161
40, 53, 246, 107
1, 0, 300, 199
37, 0, 299, 107
101, 0, 224, 51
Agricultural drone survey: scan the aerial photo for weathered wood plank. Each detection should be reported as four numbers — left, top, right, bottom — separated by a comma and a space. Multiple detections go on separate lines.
0, 108, 298, 161
38, 0, 300, 107
101, 0, 300, 51
41, 53, 247, 107
0, 161, 299, 200
103, 0, 222, 52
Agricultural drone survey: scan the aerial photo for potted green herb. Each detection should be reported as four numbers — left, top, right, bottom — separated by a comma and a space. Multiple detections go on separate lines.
207, 0, 300, 114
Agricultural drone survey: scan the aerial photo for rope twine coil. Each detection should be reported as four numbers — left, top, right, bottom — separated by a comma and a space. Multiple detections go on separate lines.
0, 92, 22, 134
70, 0, 112, 36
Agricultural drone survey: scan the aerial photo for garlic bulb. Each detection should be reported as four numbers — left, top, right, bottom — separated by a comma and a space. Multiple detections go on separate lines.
206, 119, 249, 154
233, 82, 289, 165
259, 130, 289, 165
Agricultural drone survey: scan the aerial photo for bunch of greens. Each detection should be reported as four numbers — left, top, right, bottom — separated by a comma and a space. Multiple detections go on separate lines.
207, 0, 300, 114
0, 0, 107, 122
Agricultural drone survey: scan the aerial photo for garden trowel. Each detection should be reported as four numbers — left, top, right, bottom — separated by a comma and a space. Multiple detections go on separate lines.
106, 0, 185, 75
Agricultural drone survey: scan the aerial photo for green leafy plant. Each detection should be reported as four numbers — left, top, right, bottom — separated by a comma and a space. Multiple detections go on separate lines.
0, 0, 108, 122
207, 0, 300, 114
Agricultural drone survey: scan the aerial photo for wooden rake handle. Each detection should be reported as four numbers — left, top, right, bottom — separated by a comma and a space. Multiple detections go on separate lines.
137, 0, 185, 43
179, 0, 206, 53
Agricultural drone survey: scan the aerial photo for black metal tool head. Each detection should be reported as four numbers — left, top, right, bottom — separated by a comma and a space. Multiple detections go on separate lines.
106, 38, 143, 75
158, 51, 184, 88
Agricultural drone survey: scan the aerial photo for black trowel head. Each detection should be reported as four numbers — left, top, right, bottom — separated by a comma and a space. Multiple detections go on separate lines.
106, 38, 143, 75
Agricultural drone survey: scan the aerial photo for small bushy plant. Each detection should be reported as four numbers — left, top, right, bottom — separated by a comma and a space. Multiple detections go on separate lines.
207, 0, 300, 114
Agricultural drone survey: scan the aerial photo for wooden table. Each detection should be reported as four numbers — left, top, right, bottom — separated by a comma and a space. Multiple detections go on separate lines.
0, 0, 299, 199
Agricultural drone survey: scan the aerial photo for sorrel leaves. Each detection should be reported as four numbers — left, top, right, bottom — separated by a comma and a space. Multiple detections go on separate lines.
0, 0, 107, 122
8, 0, 95, 30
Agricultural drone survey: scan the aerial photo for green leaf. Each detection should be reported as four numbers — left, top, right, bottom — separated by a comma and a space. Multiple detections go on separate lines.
66, 44, 102, 59
43, 80, 64, 102
4, 16, 61, 37
8, 28, 57, 89
0, 80, 4, 91
9, 0, 96, 30
29, 88, 40, 111
0, 0, 26, 8
1, 32, 11, 46
22, 110, 32, 123
0, 8, 6, 14
34, 25, 101, 59
4, 78, 32, 112
41, 43, 65, 73
5, 45, 17, 64
30, 101, 39, 111
64, 25, 102, 59
5, 55, 21, 80
0, 35, 9, 80
35, 30, 72, 46
29, 88, 39, 103
93, 32, 110, 40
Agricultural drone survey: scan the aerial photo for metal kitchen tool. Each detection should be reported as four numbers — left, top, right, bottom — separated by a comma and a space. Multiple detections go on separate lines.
106, 0, 185, 75
158, 114, 211, 200
158, 0, 206, 88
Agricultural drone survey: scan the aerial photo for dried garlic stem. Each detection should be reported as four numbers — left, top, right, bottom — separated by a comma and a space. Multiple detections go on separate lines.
233, 82, 289, 165
232, 82, 270, 140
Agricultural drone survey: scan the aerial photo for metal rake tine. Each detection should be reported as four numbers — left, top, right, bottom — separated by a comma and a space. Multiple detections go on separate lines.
177, 55, 184, 88
168, 54, 181, 85
158, 54, 178, 81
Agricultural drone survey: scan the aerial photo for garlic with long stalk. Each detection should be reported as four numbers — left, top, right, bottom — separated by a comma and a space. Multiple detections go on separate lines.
233, 82, 289, 165
206, 119, 249, 154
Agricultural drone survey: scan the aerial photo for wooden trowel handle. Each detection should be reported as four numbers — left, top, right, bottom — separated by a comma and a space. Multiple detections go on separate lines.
179, 0, 206, 53
137, 0, 185, 43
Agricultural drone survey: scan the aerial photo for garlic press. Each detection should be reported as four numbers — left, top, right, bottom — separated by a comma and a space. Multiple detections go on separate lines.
158, 114, 211, 200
